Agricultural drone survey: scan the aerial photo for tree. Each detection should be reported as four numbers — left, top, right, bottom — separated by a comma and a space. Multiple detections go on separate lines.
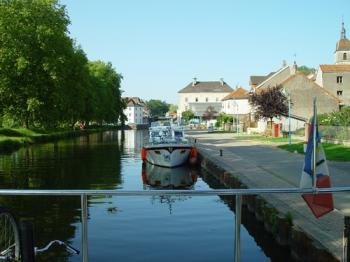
249, 86, 288, 130
181, 110, 194, 122
169, 104, 178, 113
202, 106, 217, 121
146, 100, 169, 117
87, 61, 123, 125
0, 0, 74, 128
298, 65, 316, 76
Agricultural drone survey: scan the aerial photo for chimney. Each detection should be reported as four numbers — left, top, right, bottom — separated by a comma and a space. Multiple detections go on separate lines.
220, 78, 224, 86
192, 77, 197, 86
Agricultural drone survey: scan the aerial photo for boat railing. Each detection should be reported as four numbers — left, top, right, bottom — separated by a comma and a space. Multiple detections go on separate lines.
0, 186, 349, 262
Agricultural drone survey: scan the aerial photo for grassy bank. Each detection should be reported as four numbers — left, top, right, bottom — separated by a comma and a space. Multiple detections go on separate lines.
278, 142, 350, 161
233, 135, 302, 143
0, 127, 120, 154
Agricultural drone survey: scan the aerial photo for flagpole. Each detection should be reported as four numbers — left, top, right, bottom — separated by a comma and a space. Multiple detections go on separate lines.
312, 98, 317, 190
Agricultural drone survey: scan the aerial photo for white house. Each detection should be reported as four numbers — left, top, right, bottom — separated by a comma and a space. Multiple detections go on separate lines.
177, 78, 233, 119
221, 87, 251, 116
123, 97, 145, 125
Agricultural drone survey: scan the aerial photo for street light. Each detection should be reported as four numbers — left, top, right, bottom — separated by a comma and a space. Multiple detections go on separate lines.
282, 89, 291, 145
233, 101, 239, 135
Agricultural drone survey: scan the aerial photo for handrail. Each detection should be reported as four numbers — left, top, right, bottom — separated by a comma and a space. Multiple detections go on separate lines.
2, 187, 350, 262
0, 186, 349, 196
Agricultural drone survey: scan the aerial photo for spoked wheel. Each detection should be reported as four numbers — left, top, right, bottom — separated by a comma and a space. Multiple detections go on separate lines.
0, 207, 21, 261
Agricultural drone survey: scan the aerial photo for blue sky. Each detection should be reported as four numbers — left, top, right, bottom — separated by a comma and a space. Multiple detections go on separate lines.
61, 0, 349, 104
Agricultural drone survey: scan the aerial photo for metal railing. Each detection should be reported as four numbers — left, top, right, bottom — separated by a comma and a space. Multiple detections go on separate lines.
1, 186, 349, 262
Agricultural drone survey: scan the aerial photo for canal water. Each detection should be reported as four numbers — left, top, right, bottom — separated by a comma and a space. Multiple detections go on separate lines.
0, 130, 291, 262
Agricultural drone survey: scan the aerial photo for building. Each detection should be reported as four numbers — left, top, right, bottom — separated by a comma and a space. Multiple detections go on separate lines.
315, 21, 350, 105
280, 73, 340, 123
123, 97, 146, 125
177, 78, 233, 119
250, 63, 297, 91
221, 87, 251, 116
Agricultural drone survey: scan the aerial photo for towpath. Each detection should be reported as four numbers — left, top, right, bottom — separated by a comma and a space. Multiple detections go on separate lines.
187, 130, 350, 261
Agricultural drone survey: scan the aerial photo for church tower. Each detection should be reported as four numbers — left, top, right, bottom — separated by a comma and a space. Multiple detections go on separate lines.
335, 21, 350, 64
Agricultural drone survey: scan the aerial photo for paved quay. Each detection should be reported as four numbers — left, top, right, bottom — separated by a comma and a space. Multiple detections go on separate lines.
187, 130, 350, 261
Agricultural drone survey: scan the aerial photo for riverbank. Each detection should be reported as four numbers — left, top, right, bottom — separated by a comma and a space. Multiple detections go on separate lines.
187, 130, 350, 261
0, 126, 122, 154
232, 134, 350, 161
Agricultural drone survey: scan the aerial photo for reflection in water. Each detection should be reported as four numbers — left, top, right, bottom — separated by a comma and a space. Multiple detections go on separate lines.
141, 163, 199, 214
0, 131, 125, 261
141, 163, 198, 189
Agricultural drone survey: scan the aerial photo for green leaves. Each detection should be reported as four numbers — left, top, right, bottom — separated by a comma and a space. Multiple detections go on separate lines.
0, 0, 124, 128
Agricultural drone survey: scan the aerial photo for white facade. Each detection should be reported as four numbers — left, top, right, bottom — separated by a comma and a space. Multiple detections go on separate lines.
178, 92, 229, 116
124, 105, 144, 125
222, 99, 251, 115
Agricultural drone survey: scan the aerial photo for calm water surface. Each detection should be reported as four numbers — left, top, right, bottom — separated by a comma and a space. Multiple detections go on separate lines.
0, 130, 287, 261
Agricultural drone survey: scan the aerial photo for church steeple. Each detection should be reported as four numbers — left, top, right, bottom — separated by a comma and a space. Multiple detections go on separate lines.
341, 20, 347, 39
335, 19, 350, 64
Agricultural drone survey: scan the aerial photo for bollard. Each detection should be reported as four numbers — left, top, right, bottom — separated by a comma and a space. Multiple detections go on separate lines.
220, 149, 223, 156
344, 216, 350, 262
194, 138, 197, 143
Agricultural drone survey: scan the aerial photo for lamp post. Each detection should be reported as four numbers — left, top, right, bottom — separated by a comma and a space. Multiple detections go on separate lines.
234, 101, 239, 135
288, 93, 291, 145
282, 89, 292, 145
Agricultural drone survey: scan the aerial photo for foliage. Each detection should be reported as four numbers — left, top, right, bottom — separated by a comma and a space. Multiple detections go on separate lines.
297, 65, 316, 76
318, 106, 350, 126
146, 99, 169, 117
87, 61, 124, 124
249, 86, 288, 129
0, 0, 125, 129
216, 113, 234, 127
181, 110, 194, 121
169, 104, 178, 113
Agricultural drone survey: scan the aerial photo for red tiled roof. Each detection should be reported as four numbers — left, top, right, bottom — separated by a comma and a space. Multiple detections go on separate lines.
319, 64, 350, 72
222, 87, 249, 101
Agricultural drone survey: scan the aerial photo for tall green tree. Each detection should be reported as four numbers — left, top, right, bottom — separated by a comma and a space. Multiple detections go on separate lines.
169, 104, 178, 113
249, 86, 288, 130
87, 61, 123, 124
181, 110, 194, 122
0, 0, 74, 128
146, 99, 169, 117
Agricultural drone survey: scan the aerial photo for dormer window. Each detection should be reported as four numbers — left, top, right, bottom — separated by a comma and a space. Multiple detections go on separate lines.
337, 90, 343, 96
344, 53, 347, 60
337, 76, 343, 84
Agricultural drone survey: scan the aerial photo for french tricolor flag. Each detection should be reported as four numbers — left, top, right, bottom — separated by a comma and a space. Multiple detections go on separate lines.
299, 103, 334, 218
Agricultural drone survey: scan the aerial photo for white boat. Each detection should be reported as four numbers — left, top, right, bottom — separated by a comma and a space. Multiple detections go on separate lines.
141, 123, 197, 168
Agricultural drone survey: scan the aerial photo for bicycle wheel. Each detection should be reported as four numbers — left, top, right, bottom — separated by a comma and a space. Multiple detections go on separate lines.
0, 207, 21, 261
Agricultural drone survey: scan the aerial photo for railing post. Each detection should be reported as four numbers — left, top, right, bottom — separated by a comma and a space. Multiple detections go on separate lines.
234, 195, 242, 262
344, 216, 350, 262
81, 194, 89, 262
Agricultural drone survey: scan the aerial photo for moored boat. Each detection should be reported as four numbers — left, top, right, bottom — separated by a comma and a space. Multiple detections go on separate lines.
141, 123, 197, 168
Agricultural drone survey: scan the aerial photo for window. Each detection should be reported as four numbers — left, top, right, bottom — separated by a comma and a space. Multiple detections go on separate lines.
185, 97, 188, 102
337, 90, 343, 96
205, 97, 208, 102
337, 76, 343, 84
344, 53, 347, 60
195, 97, 198, 102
